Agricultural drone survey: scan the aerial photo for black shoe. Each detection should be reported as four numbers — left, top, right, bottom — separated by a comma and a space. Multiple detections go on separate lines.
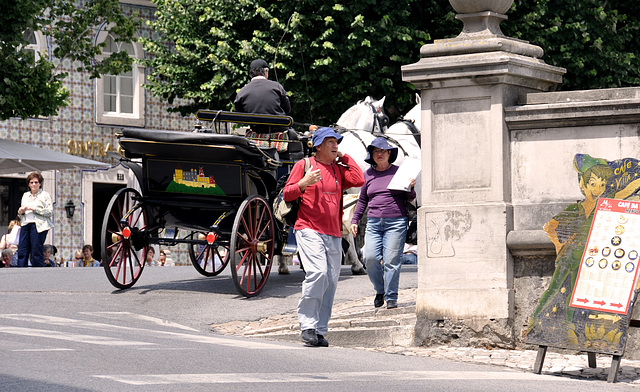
316, 334, 329, 347
374, 293, 384, 308
301, 329, 318, 346
386, 300, 398, 309
351, 267, 366, 275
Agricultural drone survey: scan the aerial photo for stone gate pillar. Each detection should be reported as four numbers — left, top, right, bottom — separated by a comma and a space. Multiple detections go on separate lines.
402, 0, 565, 346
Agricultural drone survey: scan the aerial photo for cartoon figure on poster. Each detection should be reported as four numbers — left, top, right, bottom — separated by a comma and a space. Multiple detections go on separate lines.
526, 154, 640, 352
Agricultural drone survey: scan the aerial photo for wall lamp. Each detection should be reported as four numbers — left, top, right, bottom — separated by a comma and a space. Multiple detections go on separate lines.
64, 200, 76, 219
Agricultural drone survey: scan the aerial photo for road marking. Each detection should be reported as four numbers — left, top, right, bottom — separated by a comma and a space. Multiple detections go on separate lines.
12, 348, 75, 352
79, 312, 199, 332
0, 314, 300, 350
0, 326, 155, 346
94, 370, 582, 385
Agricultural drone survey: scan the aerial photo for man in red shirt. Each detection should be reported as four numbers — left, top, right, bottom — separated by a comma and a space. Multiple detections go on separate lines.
283, 127, 364, 346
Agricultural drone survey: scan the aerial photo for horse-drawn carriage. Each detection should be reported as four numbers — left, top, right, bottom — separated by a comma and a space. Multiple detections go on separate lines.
100, 96, 421, 297
101, 111, 306, 297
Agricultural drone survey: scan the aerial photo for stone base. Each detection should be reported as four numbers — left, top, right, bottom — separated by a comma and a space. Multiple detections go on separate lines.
414, 312, 515, 349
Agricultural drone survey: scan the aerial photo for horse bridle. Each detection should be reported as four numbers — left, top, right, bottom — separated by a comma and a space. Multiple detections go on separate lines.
364, 100, 389, 133
332, 102, 413, 158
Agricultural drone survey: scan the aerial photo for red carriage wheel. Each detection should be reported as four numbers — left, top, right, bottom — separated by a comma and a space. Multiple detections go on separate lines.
188, 231, 229, 277
230, 195, 275, 297
101, 188, 148, 289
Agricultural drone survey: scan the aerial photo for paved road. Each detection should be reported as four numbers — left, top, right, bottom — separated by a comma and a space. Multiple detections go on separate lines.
0, 266, 636, 391
0, 264, 417, 330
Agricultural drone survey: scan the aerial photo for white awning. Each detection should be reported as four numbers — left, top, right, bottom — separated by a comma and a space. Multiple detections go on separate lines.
0, 139, 111, 174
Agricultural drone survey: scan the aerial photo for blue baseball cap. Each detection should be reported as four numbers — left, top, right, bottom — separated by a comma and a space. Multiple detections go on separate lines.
312, 127, 343, 150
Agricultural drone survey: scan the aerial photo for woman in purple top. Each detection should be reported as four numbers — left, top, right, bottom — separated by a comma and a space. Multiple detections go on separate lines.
350, 137, 416, 309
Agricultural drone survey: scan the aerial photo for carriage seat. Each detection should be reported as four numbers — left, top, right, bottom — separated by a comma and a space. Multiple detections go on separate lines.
119, 128, 279, 170
121, 128, 255, 147
245, 129, 303, 159
195, 110, 304, 160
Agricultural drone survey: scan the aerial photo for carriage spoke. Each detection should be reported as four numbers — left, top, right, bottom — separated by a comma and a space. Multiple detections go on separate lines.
240, 253, 252, 290
240, 215, 253, 240
254, 254, 265, 276
213, 247, 225, 263
237, 251, 251, 285
115, 247, 126, 283
106, 241, 122, 268
201, 247, 212, 270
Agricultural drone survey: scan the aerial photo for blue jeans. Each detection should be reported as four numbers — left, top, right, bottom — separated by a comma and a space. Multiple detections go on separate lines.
17, 223, 48, 267
364, 217, 408, 302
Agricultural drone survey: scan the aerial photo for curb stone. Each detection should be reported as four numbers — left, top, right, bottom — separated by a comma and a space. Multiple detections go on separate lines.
210, 287, 640, 385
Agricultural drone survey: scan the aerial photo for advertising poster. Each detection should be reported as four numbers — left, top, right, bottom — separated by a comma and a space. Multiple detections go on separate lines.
570, 198, 640, 315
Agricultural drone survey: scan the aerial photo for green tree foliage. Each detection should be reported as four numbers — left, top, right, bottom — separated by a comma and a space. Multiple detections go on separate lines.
142, 0, 431, 124
0, 0, 139, 120
505, 0, 640, 90
144, 0, 640, 124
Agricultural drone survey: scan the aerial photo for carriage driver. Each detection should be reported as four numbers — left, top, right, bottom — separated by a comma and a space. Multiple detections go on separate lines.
234, 58, 291, 134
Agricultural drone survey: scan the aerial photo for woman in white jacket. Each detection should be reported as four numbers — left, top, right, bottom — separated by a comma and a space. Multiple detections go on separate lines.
17, 172, 53, 267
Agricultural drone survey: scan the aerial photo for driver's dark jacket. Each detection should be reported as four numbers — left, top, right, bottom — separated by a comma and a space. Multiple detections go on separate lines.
234, 76, 291, 133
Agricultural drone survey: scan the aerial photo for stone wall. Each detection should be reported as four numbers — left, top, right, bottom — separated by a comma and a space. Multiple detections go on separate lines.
404, 0, 640, 359
412, 83, 640, 357
507, 87, 640, 357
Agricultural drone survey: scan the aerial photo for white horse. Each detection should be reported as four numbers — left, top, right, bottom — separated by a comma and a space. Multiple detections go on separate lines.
336, 96, 386, 179
337, 95, 422, 200
381, 94, 422, 205
335, 95, 422, 274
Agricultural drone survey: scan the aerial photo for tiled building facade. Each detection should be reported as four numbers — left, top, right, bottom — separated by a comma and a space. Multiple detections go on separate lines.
0, 1, 194, 265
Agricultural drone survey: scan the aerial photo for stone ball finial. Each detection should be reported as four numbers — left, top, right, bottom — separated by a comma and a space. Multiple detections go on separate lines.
449, 0, 514, 14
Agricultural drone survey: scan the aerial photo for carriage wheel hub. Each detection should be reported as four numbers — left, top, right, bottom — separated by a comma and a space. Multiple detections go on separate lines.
255, 241, 267, 253
206, 232, 217, 245
122, 227, 132, 239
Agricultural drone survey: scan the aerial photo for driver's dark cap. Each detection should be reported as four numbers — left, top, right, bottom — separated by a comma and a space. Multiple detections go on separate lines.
250, 59, 269, 70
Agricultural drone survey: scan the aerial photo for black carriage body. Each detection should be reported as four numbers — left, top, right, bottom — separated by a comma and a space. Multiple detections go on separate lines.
103, 114, 300, 296
119, 128, 277, 233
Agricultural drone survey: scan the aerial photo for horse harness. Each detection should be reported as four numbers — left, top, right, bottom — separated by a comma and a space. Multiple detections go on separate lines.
395, 116, 421, 148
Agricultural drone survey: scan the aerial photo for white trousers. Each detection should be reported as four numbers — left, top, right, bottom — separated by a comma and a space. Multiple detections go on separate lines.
296, 228, 342, 335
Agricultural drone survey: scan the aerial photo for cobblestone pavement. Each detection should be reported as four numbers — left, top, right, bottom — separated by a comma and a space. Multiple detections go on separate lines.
211, 288, 640, 386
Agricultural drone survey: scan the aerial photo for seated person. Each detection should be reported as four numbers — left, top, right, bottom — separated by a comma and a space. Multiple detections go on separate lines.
82, 244, 100, 267
1, 249, 12, 268
43, 244, 57, 267
73, 250, 83, 267
233, 58, 291, 134
234, 58, 306, 168
146, 247, 156, 266
402, 243, 417, 265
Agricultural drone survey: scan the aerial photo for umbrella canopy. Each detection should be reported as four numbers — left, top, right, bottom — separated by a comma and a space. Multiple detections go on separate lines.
0, 139, 111, 175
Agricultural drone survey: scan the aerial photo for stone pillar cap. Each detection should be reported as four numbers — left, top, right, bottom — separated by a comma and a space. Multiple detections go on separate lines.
449, 0, 514, 14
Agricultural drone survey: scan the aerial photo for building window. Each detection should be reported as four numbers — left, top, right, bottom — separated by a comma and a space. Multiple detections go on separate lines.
23, 28, 42, 63
103, 36, 135, 115
95, 26, 145, 127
